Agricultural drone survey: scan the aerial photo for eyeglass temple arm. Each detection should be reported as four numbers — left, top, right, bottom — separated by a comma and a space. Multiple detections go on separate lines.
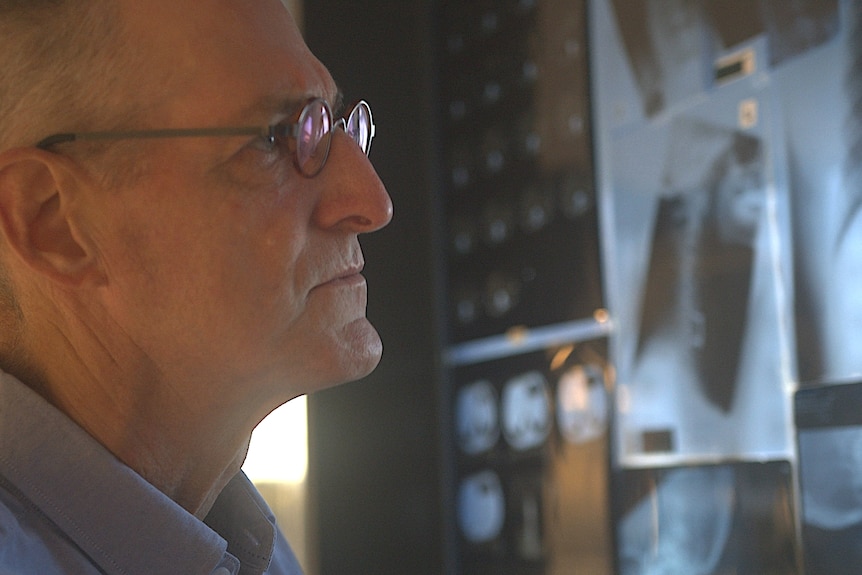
36, 126, 269, 150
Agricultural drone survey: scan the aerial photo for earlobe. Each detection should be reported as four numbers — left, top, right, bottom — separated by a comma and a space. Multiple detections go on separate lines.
0, 148, 104, 287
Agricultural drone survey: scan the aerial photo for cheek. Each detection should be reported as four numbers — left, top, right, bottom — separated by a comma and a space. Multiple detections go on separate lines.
222, 208, 312, 327
98, 162, 318, 358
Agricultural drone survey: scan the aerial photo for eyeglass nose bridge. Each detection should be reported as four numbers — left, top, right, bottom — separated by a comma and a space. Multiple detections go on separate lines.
334, 120, 366, 149
291, 98, 376, 178
322, 107, 374, 165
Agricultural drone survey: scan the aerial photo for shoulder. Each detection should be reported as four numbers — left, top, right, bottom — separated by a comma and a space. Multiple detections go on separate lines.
0, 481, 101, 575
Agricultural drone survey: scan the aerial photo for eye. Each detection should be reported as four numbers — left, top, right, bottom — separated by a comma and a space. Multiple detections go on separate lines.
230, 129, 291, 178
252, 133, 281, 154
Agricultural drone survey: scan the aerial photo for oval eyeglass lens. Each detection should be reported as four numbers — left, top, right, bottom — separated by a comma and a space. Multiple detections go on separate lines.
297, 100, 332, 175
346, 102, 372, 154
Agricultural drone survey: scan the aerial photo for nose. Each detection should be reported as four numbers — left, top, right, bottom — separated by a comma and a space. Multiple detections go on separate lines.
312, 129, 393, 233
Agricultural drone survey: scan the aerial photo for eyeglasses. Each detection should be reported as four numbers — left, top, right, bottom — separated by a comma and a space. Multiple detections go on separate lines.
35, 98, 375, 178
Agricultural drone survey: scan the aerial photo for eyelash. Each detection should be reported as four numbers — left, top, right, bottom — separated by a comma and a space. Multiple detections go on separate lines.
256, 130, 281, 149
235, 132, 290, 178
251, 130, 292, 161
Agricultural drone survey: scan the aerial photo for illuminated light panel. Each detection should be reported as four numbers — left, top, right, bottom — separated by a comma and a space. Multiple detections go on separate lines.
243, 395, 308, 484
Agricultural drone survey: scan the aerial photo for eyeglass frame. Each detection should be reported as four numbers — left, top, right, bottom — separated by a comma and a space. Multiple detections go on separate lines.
34, 97, 375, 178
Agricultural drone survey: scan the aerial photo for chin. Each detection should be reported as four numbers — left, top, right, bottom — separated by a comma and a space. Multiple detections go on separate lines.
318, 318, 384, 389
344, 321, 385, 380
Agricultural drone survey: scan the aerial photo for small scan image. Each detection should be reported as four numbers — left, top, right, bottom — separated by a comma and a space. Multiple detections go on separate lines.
614, 461, 798, 575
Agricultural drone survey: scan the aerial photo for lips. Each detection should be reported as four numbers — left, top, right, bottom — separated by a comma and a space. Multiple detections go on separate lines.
324, 270, 366, 289
313, 261, 366, 290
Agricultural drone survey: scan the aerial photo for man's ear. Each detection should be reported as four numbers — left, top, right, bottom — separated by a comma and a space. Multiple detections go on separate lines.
0, 148, 104, 287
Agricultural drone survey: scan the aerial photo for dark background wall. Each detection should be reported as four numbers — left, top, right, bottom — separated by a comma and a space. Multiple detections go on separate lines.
303, 2, 449, 574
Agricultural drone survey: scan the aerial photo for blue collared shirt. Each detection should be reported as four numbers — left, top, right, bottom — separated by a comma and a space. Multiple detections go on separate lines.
0, 371, 304, 575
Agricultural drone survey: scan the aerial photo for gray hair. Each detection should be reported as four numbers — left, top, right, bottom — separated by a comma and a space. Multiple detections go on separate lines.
0, 0, 123, 333
0, 0, 124, 148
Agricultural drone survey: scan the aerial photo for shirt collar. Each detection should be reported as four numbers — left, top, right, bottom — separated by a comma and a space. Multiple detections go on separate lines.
205, 473, 277, 573
0, 371, 277, 575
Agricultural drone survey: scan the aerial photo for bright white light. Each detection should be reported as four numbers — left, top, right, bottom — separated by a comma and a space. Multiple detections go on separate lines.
243, 396, 308, 484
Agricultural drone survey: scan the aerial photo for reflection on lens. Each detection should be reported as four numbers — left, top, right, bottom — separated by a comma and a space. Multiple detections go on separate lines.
298, 100, 331, 176
347, 102, 373, 154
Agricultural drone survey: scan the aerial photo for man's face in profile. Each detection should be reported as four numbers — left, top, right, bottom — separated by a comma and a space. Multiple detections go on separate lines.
86, 0, 392, 410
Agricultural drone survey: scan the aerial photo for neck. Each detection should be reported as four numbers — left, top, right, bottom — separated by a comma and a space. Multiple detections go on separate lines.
127, 431, 251, 519
44, 365, 253, 518
18, 301, 259, 519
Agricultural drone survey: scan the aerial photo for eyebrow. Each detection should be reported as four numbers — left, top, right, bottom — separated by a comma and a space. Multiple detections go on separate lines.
331, 91, 346, 117
246, 88, 345, 123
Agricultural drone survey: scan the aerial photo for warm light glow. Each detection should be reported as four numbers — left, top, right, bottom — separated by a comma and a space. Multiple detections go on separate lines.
593, 308, 610, 323
550, 344, 575, 371
559, 366, 590, 412
505, 325, 530, 344
242, 396, 308, 484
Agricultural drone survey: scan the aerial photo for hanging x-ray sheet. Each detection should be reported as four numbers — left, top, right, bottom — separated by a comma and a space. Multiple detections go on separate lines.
587, 0, 838, 465
777, 1, 862, 386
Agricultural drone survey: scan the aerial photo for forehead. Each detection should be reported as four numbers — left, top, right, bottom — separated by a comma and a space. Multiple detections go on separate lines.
116, 0, 338, 125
